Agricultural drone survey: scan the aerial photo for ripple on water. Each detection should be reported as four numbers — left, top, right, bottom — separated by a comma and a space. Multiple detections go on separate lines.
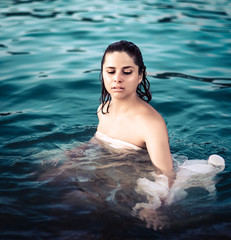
0, 0, 231, 239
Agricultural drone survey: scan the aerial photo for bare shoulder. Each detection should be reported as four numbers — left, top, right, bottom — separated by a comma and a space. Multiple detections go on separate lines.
97, 103, 106, 116
138, 103, 166, 127
97, 102, 110, 119
97, 104, 102, 115
136, 103, 168, 138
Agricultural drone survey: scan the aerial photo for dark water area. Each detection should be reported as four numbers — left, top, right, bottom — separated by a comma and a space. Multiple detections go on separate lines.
0, 0, 231, 239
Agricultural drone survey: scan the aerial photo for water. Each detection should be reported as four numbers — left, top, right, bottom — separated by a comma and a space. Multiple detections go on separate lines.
0, 0, 231, 239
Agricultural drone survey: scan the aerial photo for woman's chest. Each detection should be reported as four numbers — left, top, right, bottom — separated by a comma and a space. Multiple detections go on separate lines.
98, 115, 145, 148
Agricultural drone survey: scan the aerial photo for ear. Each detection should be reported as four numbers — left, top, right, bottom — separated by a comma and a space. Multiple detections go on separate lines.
138, 72, 143, 84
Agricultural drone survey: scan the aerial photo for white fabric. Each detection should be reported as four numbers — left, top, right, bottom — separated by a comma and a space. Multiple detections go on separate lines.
134, 154, 225, 211
95, 131, 143, 150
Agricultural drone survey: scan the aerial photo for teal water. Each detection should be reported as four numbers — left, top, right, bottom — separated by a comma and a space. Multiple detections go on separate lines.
0, 0, 231, 239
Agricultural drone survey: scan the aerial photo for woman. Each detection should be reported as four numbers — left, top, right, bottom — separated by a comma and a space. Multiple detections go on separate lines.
95, 40, 174, 182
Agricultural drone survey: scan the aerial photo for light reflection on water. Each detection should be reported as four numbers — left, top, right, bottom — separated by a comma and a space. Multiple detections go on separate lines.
0, 0, 231, 239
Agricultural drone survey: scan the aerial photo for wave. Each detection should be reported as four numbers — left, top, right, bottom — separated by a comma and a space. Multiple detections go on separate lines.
149, 72, 231, 88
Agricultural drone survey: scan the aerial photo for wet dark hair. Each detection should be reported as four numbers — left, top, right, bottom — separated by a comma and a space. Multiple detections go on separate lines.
99, 40, 152, 114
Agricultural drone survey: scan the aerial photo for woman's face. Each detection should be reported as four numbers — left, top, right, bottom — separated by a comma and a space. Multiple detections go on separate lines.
102, 51, 142, 100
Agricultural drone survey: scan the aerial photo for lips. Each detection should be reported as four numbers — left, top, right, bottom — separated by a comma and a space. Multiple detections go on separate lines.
112, 86, 125, 90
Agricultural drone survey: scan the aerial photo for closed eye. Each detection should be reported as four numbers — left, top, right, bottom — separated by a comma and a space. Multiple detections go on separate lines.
123, 71, 132, 75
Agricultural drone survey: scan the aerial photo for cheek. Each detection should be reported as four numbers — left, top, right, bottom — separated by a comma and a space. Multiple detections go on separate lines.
103, 75, 109, 84
102, 76, 111, 92
102, 72, 111, 82
128, 74, 142, 85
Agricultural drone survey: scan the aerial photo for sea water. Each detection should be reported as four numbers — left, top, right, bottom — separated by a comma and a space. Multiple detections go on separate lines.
0, 0, 231, 239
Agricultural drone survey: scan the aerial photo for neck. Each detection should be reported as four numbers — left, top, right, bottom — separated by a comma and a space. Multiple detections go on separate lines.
110, 94, 141, 115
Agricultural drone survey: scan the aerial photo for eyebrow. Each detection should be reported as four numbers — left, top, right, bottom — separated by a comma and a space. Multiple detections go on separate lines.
105, 66, 134, 69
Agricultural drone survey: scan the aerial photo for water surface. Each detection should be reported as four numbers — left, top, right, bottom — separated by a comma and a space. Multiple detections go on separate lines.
0, 0, 231, 239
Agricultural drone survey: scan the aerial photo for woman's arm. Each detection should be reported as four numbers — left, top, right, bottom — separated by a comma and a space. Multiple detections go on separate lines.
142, 113, 175, 185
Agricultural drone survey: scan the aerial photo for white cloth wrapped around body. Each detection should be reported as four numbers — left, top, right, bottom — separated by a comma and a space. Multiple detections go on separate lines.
134, 154, 225, 211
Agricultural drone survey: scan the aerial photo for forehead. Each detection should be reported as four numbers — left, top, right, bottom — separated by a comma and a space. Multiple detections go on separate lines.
103, 51, 136, 68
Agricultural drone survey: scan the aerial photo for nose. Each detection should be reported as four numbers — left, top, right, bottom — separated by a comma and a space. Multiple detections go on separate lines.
113, 72, 123, 83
